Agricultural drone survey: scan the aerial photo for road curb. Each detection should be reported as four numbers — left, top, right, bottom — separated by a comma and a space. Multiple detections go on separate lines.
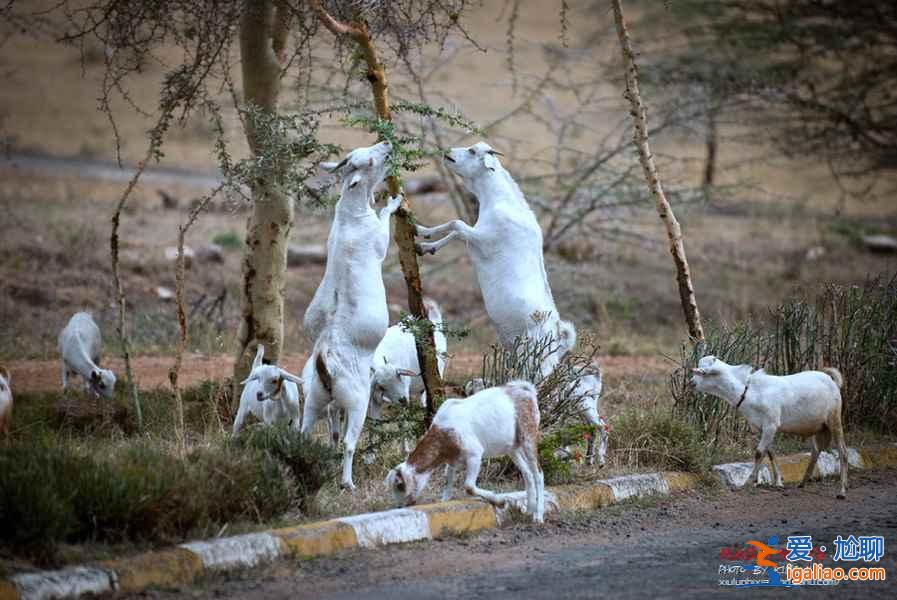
3, 444, 894, 599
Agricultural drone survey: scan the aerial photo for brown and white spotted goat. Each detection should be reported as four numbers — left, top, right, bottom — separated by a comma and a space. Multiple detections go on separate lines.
386, 380, 545, 522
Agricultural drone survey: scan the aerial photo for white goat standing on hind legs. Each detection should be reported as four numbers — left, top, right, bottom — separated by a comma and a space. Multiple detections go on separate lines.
415, 142, 575, 377
300, 140, 401, 490
58, 312, 116, 399
690, 355, 848, 499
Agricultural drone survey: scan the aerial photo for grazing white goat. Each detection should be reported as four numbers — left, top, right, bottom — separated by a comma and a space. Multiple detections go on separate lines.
465, 369, 608, 467
416, 142, 575, 376
691, 355, 847, 498
0, 367, 12, 438
386, 380, 545, 523
301, 140, 401, 490
232, 345, 303, 434
369, 298, 447, 415
58, 312, 116, 399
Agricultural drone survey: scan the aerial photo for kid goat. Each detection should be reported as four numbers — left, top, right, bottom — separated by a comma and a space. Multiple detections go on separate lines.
58, 312, 116, 399
232, 345, 303, 434
386, 380, 546, 523
369, 298, 447, 416
416, 142, 575, 377
691, 355, 847, 498
301, 140, 401, 490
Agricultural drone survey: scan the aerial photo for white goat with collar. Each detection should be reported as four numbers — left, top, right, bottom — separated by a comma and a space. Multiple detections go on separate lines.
232, 345, 303, 434
58, 312, 116, 399
691, 355, 847, 498
416, 142, 575, 376
301, 140, 401, 490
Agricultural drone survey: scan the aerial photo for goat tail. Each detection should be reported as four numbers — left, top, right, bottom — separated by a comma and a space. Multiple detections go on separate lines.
822, 367, 843, 389
315, 343, 333, 394
422, 297, 443, 326
557, 319, 577, 353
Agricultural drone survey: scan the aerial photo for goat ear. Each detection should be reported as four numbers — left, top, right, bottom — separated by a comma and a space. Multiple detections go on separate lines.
240, 374, 260, 385
483, 152, 500, 172
692, 368, 704, 375
396, 369, 418, 378
279, 369, 303, 386
320, 156, 349, 174
0, 366, 8, 384
348, 172, 363, 189
252, 345, 265, 369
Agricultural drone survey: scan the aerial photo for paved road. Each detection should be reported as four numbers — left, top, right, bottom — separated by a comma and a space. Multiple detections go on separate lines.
139, 469, 897, 599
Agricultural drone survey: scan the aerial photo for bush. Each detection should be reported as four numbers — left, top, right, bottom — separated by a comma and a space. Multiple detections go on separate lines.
610, 408, 707, 473
0, 440, 292, 564
671, 274, 897, 445
538, 423, 594, 485
234, 424, 340, 511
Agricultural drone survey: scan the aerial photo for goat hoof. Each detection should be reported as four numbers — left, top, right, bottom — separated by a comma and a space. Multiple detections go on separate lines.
414, 243, 425, 256
837, 492, 846, 500
340, 481, 356, 492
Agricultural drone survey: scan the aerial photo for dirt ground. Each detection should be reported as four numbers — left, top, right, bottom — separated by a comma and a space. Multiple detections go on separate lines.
129, 469, 897, 599
4, 353, 668, 394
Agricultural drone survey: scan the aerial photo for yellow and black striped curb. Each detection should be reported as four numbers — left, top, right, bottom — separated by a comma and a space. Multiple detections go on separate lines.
2, 445, 895, 600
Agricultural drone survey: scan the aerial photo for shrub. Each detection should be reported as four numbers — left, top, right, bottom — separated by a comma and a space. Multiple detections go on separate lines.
671, 274, 897, 446
610, 408, 707, 473
478, 332, 602, 430
234, 424, 340, 511
0, 440, 292, 564
538, 423, 594, 485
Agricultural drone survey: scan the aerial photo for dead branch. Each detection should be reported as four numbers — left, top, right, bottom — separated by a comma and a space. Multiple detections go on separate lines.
611, 0, 705, 342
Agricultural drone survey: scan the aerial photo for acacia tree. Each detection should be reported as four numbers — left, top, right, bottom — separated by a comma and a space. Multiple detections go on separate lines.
2, 1, 475, 408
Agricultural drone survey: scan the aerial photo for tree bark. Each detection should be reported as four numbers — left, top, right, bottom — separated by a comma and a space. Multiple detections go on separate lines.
310, 2, 445, 422
703, 105, 718, 188
611, 0, 705, 342
233, 0, 293, 387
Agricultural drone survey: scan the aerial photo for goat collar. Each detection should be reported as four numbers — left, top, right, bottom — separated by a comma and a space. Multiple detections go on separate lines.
735, 370, 755, 410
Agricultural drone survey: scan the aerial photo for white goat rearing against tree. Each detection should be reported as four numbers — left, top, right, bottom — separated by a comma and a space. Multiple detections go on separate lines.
232, 345, 303, 434
301, 140, 401, 490
386, 380, 545, 523
416, 142, 575, 376
58, 312, 116, 399
691, 355, 848, 498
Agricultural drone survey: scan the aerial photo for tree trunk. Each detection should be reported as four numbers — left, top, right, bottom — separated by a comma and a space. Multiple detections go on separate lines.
611, 0, 705, 342
233, 0, 293, 387
703, 105, 718, 188
310, 3, 445, 422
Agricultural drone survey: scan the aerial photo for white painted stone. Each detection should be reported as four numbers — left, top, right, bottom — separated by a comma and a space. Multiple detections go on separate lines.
11, 566, 115, 600
712, 462, 772, 489
180, 532, 283, 571
815, 447, 864, 476
340, 508, 431, 548
495, 489, 560, 514
602, 472, 670, 501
